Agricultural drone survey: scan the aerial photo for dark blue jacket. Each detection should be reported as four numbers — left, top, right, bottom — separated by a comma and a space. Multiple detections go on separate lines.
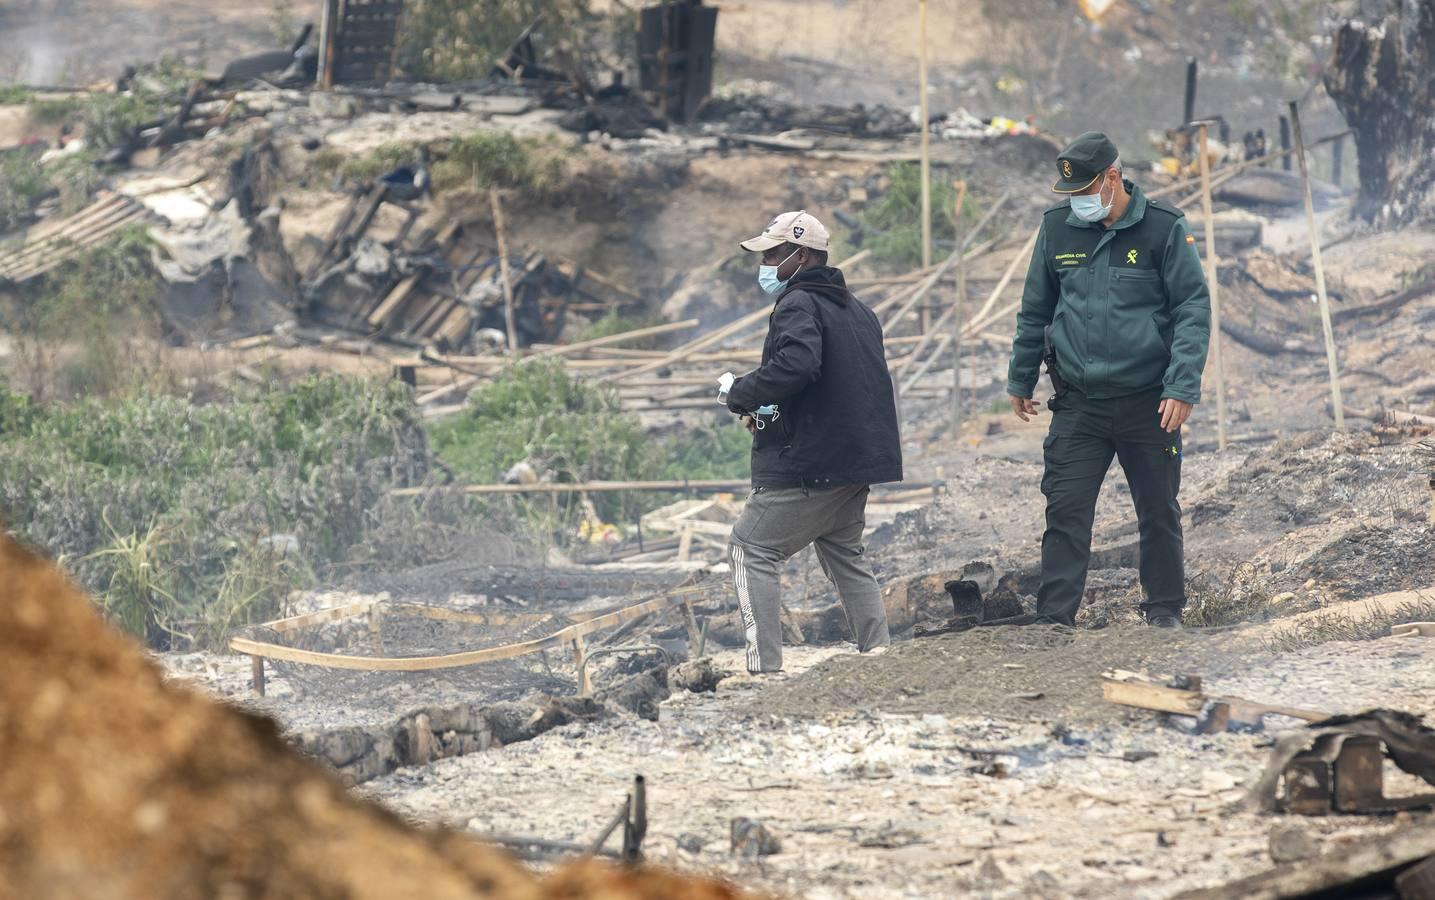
727, 266, 903, 489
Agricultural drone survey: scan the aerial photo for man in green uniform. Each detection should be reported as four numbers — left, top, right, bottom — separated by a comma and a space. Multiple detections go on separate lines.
1007, 132, 1211, 628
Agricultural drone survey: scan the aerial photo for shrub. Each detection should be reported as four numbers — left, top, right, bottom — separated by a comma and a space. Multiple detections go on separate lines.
429, 360, 750, 532
398, 0, 598, 82
572, 311, 663, 347
0, 377, 434, 648
859, 162, 982, 271
7, 227, 164, 400
431, 130, 566, 196
0, 146, 54, 232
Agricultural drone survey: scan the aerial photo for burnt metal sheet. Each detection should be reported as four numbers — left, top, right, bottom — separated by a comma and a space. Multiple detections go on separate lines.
319, 0, 406, 87
637, 0, 717, 124
1256, 710, 1435, 815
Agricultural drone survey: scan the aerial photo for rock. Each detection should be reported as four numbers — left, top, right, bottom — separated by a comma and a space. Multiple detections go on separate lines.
677, 833, 705, 854
1121, 865, 1160, 882
1269, 825, 1320, 863
1027, 871, 1062, 893
671, 658, 732, 694
401, 713, 438, 766
730, 818, 781, 857
976, 855, 1006, 884
1272, 591, 1298, 606
308, 92, 357, 119
595, 670, 669, 721
1201, 770, 1241, 792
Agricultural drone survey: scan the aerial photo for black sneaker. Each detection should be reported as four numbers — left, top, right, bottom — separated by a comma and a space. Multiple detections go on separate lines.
1148, 615, 1182, 629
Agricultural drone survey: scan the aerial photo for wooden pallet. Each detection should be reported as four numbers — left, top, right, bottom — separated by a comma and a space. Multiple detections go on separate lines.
0, 192, 155, 283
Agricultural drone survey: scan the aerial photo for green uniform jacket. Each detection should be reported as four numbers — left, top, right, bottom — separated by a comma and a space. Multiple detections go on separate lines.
1006, 182, 1211, 405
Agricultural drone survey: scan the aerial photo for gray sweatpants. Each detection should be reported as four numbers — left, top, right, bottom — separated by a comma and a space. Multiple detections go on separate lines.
728, 484, 891, 673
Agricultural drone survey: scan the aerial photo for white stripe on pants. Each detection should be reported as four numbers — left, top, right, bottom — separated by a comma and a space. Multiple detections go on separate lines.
728, 484, 890, 673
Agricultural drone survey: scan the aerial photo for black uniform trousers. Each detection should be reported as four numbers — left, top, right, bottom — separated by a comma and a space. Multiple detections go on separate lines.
1037, 386, 1185, 625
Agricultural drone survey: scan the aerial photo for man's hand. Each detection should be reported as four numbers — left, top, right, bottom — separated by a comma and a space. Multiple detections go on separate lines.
1158, 398, 1193, 433
1010, 395, 1041, 422
743, 415, 757, 434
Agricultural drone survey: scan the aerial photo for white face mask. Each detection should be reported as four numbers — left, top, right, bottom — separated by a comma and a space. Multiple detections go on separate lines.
1071, 173, 1115, 223
757, 247, 801, 295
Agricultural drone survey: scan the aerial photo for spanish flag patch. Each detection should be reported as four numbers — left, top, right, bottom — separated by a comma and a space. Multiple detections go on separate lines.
1186, 234, 1196, 244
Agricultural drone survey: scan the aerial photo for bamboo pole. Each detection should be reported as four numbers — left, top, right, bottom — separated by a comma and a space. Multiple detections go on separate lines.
391, 479, 754, 498
1196, 121, 1228, 451
599, 305, 772, 383
490, 188, 519, 356
917, 0, 932, 282
529, 318, 699, 360
833, 247, 871, 271
1288, 100, 1345, 432
931, 222, 1038, 355
951, 180, 967, 436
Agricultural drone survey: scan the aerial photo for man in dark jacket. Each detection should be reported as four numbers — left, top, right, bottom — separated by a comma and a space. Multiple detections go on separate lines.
725, 210, 903, 674
1007, 133, 1211, 628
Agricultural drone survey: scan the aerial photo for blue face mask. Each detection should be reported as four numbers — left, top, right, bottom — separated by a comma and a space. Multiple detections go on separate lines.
1070, 174, 1114, 223
758, 247, 800, 295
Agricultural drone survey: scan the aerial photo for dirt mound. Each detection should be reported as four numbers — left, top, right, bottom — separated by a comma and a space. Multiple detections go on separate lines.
0, 537, 743, 899
755, 624, 1276, 725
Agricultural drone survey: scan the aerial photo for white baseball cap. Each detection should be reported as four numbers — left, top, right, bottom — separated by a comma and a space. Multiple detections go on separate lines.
739, 210, 831, 252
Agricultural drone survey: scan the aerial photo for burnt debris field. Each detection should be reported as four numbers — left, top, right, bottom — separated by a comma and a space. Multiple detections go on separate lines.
3, 1, 1435, 898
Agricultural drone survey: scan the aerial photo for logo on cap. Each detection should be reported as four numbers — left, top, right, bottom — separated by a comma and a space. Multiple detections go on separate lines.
1061, 160, 1073, 178
792, 225, 804, 239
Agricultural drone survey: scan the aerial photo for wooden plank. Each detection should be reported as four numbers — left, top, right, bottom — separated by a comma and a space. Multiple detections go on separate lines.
529, 319, 699, 360
1101, 678, 1206, 716
0, 201, 149, 279
259, 600, 379, 635
10, 192, 127, 245
644, 517, 733, 538
366, 273, 422, 329
229, 586, 705, 672
435, 302, 474, 344
390, 604, 556, 629
1392, 622, 1435, 638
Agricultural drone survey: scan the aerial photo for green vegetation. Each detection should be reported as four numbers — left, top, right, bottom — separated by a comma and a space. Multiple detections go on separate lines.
8, 228, 163, 400
859, 163, 981, 271
30, 92, 164, 152
0, 85, 32, 105
313, 140, 423, 183
430, 360, 749, 529
0, 376, 433, 649
398, 0, 598, 82
311, 131, 566, 196
0, 147, 53, 233
572, 311, 663, 347
431, 131, 566, 195
0, 357, 748, 648
0, 144, 104, 233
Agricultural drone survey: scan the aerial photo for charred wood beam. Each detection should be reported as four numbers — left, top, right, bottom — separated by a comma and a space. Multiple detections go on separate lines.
1325, 4, 1435, 224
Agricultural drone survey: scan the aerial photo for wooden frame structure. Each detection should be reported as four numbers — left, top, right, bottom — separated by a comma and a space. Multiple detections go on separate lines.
231, 585, 710, 697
